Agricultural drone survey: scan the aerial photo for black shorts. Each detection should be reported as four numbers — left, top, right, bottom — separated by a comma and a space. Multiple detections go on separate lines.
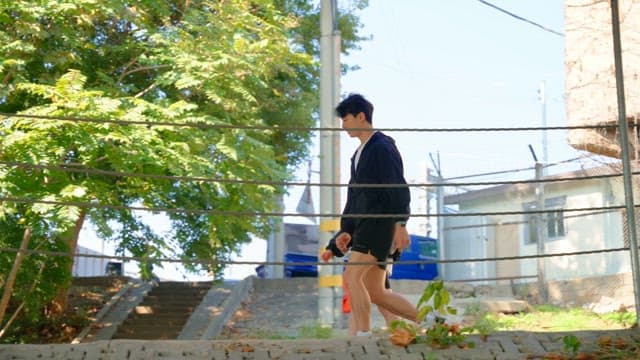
351, 218, 395, 270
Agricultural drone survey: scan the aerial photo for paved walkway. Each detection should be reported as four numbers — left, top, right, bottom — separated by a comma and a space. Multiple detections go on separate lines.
1, 277, 639, 359
2, 329, 639, 359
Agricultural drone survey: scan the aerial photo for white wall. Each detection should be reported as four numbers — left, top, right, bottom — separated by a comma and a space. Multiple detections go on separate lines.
443, 176, 632, 283
73, 246, 112, 277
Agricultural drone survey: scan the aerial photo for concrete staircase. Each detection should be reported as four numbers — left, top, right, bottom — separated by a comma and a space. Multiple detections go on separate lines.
112, 281, 212, 340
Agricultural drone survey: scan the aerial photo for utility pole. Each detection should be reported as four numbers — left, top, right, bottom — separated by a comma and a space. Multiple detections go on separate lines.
428, 152, 445, 280
610, 0, 640, 325
265, 197, 285, 279
534, 162, 548, 303
318, 0, 341, 328
529, 145, 547, 302
539, 81, 548, 176
330, 13, 343, 326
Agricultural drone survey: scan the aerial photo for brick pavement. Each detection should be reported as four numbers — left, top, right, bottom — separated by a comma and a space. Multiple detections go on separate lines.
2, 329, 639, 359
2, 277, 640, 359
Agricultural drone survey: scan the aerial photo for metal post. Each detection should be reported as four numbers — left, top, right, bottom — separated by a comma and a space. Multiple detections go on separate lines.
426, 167, 432, 237
429, 152, 445, 280
331, 26, 343, 326
318, 0, 337, 327
610, 0, 640, 324
266, 196, 285, 279
535, 163, 547, 302
539, 81, 548, 176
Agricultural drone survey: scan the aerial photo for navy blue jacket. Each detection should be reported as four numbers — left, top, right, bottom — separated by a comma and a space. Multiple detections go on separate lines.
339, 131, 410, 237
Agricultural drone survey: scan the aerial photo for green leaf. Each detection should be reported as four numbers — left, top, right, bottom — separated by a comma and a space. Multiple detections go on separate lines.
441, 288, 450, 306
434, 280, 444, 291
434, 292, 442, 311
31, 195, 56, 215
0, 0, 369, 328
216, 140, 238, 161
60, 185, 87, 198
175, 74, 202, 90
390, 319, 406, 331
417, 305, 433, 322
418, 283, 436, 308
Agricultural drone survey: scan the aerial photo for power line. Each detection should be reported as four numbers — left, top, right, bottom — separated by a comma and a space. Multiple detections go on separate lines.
0, 245, 628, 266
0, 112, 616, 132
476, 0, 564, 37
443, 156, 587, 181
443, 209, 618, 231
0, 195, 626, 218
0, 160, 631, 188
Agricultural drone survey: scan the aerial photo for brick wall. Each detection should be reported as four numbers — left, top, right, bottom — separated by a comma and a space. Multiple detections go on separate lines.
565, 0, 640, 158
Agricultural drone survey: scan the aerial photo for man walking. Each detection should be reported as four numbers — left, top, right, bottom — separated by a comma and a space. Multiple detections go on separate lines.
321, 233, 400, 335
333, 93, 418, 336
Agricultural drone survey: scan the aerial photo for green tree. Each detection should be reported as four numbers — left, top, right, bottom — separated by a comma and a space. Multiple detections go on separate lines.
0, 0, 368, 328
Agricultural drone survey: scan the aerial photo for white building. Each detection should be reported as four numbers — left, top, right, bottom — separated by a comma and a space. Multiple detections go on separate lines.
441, 164, 636, 285
73, 245, 121, 277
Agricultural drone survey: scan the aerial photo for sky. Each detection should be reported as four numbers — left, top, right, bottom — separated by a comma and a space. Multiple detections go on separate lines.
79, 0, 587, 281
292, 0, 577, 220
336, 0, 570, 182
277, 0, 580, 280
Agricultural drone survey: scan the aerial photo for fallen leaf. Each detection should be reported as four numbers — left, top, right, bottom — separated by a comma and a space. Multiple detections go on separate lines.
598, 336, 612, 348
542, 352, 567, 360
614, 337, 628, 349
390, 327, 415, 346
574, 353, 596, 360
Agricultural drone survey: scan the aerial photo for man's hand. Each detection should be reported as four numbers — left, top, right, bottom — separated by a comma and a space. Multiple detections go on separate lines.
393, 223, 410, 252
335, 232, 352, 253
321, 250, 333, 262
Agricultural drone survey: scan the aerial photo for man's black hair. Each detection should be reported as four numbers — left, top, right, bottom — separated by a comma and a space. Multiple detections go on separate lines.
335, 93, 374, 124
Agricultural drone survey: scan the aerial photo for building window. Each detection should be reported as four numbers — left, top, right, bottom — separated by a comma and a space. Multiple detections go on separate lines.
547, 209, 565, 239
523, 202, 539, 245
523, 196, 566, 244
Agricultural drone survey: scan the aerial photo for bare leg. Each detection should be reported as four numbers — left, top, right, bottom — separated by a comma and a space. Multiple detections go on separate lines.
377, 294, 401, 327
344, 286, 356, 336
343, 251, 377, 333
348, 291, 399, 333
347, 314, 356, 336
377, 272, 401, 327
363, 266, 418, 322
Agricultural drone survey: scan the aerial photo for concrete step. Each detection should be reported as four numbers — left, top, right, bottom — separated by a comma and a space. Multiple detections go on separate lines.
135, 305, 200, 312
130, 309, 193, 319
150, 282, 212, 290
155, 281, 213, 287
122, 316, 186, 327
113, 281, 212, 340
112, 327, 182, 340
72, 276, 130, 287
115, 322, 186, 329
145, 289, 208, 294
138, 297, 205, 304
136, 299, 201, 306
146, 287, 210, 293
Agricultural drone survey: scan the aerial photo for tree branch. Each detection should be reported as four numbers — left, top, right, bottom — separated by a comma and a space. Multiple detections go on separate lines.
0, 228, 32, 325
0, 264, 45, 339
2, 69, 14, 85
135, 83, 157, 98
117, 56, 140, 84
118, 64, 170, 84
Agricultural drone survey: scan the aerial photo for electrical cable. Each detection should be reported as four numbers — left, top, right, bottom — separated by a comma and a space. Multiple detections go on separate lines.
476, 0, 564, 37
0, 112, 617, 132
0, 160, 631, 189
